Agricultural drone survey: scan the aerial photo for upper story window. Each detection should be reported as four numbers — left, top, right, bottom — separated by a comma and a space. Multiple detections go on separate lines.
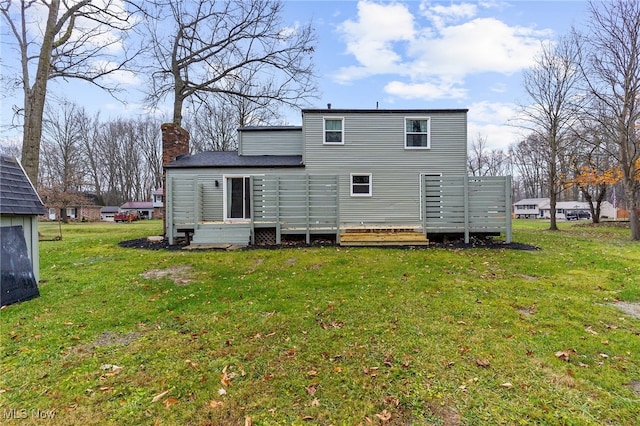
324, 118, 344, 144
350, 173, 372, 197
405, 117, 430, 149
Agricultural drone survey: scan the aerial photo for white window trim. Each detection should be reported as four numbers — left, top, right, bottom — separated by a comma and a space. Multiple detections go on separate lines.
405, 116, 431, 150
323, 117, 344, 145
350, 173, 372, 197
223, 174, 251, 222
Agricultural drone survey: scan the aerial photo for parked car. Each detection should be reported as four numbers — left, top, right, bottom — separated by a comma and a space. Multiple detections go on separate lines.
566, 210, 590, 221
114, 211, 140, 222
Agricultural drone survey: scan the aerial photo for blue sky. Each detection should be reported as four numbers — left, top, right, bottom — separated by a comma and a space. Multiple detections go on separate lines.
1, 0, 591, 151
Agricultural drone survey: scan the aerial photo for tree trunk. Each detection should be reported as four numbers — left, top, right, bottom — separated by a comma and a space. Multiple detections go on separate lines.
624, 183, 640, 240
548, 156, 558, 231
20, 0, 61, 186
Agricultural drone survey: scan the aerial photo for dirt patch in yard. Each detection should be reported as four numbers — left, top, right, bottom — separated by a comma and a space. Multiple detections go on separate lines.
614, 301, 640, 320
72, 331, 143, 355
91, 331, 142, 348
141, 265, 193, 286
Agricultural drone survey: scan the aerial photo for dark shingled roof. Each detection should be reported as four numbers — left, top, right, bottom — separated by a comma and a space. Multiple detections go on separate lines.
302, 108, 469, 114
165, 151, 304, 169
0, 155, 46, 216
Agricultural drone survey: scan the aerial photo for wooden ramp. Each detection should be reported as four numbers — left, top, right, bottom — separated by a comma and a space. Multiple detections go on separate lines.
339, 229, 429, 246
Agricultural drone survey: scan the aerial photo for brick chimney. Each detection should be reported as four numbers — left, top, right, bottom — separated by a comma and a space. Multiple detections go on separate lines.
161, 123, 190, 234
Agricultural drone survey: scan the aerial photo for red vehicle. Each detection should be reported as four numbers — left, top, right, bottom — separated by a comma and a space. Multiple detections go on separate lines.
114, 211, 140, 222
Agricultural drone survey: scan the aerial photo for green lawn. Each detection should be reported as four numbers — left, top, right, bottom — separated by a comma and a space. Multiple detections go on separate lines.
1, 220, 639, 425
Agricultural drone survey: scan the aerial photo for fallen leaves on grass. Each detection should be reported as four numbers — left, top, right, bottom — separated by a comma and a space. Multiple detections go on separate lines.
284, 349, 297, 357
476, 359, 490, 368
555, 349, 577, 362
152, 390, 170, 403
376, 409, 392, 422
221, 365, 239, 386
362, 366, 379, 377
585, 326, 598, 335
500, 382, 513, 389
209, 400, 224, 409
163, 398, 179, 408
306, 383, 318, 395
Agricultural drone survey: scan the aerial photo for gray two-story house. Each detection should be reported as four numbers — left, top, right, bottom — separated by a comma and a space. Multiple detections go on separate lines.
164, 108, 512, 246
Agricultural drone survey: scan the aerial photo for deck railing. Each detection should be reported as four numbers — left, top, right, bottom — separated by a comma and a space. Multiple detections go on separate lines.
251, 175, 340, 244
422, 175, 512, 243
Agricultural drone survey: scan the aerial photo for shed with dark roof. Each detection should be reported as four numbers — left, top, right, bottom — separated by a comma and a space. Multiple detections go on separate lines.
1, 155, 46, 302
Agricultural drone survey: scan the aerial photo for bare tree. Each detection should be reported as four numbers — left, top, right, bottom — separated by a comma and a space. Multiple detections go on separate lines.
76, 109, 105, 201
185, 101, 241, 153
0, 138, 22, 158
186, 90, 282, 153
39, 99, 88, 222
519, 35, 585, 230
135, 116, 163, 194
145, 0, 317, 126
509, 134, 549, 200
1, 0, 142, 185
581, 0, 640, 240
468, 134, 509, 177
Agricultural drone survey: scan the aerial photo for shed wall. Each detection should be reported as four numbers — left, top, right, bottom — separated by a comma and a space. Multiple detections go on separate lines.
1, 215, 40, 281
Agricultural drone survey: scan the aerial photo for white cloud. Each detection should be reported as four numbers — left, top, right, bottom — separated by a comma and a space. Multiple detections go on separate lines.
467, 101, 524, 150
334, 1, 554, 100
421, 2, 478, 29
335, 1, 415, 83
385, 79, 467, 100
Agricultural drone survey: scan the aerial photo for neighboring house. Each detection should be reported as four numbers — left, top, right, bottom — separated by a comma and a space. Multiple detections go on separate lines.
0, 155, 46, 284
513, 198, 550, 219
515, 197, 617, 220
46, 205, 101, 222
164, 108, 512, 246
100, 206, 120, 221
43, 192, 102, 221
539, 200, 617, 220
120, 201, 154, 219
152, 189, 164, 219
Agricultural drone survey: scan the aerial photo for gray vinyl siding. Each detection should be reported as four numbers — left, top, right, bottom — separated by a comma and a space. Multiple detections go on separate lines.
302, 111, 468, 226
239, 129, 303, 156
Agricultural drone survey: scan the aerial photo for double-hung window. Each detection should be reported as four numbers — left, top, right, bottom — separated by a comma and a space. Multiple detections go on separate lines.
324, 118, 344, 144
405, 117, 430, 149
350, 173, 372, 197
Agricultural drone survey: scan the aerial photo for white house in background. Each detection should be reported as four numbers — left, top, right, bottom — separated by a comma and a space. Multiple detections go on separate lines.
515, 198, 617, 220
100, 206, 120, 221
513, 198, 549, 218
540, 201, 617, 220
152, 188, 164, 219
